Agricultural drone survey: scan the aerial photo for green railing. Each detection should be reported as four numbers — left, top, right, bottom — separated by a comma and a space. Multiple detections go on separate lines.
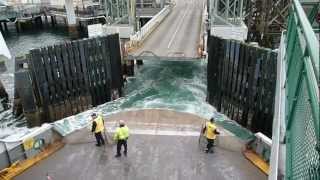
285, 0, 319, 179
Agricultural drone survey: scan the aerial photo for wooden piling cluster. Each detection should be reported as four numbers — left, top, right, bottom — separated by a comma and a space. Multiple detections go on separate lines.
207, 36, 277, 137
15, 34, 123, 127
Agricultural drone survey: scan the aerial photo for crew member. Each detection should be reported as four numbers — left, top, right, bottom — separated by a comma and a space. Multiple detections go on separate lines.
114, 120, 129, 157
202, 117, 220, 153
91, 113, 105, 146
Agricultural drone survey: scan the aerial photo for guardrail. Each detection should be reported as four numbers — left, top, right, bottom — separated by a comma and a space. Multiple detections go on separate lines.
129, 4, 172, 48
198, 4, 208, 56
284, 0, 319, 179
268, 31, 287, 180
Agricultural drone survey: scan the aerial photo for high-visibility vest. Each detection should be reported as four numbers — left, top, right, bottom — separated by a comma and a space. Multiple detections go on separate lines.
94, 115, 104, 133
114, 126, 129, 140
205, 122, 217, 140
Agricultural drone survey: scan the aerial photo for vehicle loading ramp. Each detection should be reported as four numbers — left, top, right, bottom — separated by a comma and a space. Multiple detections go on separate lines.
128, 0, 204, 60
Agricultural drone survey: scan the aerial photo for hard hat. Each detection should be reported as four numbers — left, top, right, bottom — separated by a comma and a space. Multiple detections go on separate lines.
119, 120, 125, 125
210, 117, 215, 122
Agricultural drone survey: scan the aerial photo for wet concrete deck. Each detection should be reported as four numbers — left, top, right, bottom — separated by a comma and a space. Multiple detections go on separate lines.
16, 134, 266, 180
16, 110, 266, 180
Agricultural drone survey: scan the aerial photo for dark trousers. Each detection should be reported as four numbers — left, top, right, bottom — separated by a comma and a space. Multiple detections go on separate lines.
206, 138, 214, 152
117, 139, 127, 156
94, 132, 105, 146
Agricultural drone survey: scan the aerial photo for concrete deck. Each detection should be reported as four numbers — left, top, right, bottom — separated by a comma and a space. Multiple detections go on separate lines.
16, 135, 266, 180
16, 110, 266, 180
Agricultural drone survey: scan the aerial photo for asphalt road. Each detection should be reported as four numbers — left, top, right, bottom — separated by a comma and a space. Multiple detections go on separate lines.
131, 0, 204, 59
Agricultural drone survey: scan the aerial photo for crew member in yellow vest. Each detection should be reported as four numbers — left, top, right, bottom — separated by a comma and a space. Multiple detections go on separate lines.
114, 120, 129, 157
202, 117, 220, 153
91, 113, 105, 146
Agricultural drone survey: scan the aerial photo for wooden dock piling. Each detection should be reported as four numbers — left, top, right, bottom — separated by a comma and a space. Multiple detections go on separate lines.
14, 34, 124, 126
207, 36, 277, 137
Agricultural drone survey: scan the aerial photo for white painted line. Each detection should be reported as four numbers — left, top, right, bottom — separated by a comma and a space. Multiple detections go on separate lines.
167, 3, 190, 49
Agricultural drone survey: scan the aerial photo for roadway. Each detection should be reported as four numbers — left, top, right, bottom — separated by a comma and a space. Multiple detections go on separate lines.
130, 0, 204, 59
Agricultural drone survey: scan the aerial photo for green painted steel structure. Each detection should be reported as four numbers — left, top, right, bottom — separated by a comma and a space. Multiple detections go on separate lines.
285, 0, 319, 179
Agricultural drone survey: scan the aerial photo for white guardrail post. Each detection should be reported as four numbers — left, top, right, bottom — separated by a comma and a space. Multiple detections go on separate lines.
268, 31, 287, 180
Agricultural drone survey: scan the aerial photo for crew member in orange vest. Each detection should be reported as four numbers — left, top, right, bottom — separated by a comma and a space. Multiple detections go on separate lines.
202, 117, 220, 153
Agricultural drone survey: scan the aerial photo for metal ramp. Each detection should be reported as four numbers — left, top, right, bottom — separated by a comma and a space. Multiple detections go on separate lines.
127, 0, 205, 61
